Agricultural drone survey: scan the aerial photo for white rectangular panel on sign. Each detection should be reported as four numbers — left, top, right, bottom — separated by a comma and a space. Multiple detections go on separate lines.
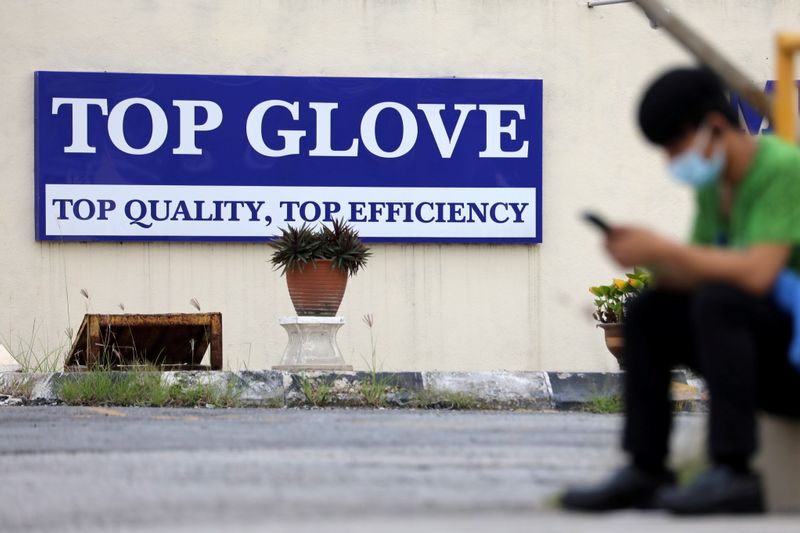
45, 185, 537, 241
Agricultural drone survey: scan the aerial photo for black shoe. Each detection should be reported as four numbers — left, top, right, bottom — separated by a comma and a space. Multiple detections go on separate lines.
560, 465, 676, 512
654, 465, 765, 515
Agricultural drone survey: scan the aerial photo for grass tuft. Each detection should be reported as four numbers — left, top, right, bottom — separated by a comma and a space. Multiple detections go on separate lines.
360, 374, 392, 407
296, 374, 331, 407
357, 314, 394, 407
57, 370, 241, 407
1, 321, 68, 373
411, 389, 480, 410
584, 394, 624, 414
0, 376, 35, 399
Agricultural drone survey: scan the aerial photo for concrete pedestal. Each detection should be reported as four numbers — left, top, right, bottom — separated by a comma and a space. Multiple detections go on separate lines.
272, 316, 352, 371
756, 414, 800, 512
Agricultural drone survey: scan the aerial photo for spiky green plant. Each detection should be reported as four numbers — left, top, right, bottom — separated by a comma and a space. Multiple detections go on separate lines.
318, 219, 371, 277
270, 219, 370, 277
269, 223, 325, 275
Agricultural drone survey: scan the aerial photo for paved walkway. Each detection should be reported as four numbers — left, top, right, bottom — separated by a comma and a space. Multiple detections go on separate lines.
0, 407, 796, 532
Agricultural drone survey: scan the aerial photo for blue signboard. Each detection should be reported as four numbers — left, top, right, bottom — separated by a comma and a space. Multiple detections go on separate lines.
35, 71, 542, 242
729, 80, 800, 136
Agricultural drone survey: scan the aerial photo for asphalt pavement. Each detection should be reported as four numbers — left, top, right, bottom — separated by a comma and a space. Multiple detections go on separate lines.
0, 407, 796, 532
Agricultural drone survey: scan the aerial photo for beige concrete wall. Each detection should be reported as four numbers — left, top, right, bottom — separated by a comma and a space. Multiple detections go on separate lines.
0, 1, 793, 371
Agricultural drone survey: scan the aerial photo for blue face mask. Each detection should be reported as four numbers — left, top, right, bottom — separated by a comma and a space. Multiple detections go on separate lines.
668, 129, 726, 188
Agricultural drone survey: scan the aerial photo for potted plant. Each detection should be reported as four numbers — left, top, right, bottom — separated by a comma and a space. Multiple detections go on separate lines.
270, 219, 371, 316
589, 267, 651, 368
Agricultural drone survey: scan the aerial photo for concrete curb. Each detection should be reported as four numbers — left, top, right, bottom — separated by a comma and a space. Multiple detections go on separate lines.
0, 370, 708, 410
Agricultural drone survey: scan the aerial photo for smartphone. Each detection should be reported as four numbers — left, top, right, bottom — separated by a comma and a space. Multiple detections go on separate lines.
582, 211, 612, 235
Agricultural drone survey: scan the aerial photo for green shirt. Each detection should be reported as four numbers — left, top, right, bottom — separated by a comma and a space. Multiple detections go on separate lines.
691, 135, 800, 271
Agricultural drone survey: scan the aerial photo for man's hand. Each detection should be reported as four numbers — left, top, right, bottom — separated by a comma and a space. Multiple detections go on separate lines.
602, 224, 790, 296
605, 226, 674, 267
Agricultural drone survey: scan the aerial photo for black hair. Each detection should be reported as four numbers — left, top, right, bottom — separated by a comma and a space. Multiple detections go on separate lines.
637, 67, 740, 146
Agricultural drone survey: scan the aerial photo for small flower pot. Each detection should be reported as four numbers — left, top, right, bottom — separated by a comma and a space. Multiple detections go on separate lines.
597, 322, 625, 369
286, 259, 347, 316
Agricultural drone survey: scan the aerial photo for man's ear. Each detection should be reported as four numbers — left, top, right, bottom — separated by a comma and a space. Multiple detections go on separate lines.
705, 111, 730, 136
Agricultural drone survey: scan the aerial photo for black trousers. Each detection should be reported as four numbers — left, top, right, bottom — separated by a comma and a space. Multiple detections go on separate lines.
623, 283, 800, 464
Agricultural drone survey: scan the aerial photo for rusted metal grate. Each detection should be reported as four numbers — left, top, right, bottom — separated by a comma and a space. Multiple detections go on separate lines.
64, 313, 222, 370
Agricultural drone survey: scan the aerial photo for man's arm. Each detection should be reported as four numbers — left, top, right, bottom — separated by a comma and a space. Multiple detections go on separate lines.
657, 242, 789, 295
605, 226, 790, 296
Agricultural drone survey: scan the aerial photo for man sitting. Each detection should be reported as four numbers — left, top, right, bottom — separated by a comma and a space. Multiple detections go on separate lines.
561, 67, 800, 514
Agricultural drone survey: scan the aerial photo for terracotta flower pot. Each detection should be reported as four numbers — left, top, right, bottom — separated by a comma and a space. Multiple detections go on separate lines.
286, 259, 347, 316
598, 322, 625, 369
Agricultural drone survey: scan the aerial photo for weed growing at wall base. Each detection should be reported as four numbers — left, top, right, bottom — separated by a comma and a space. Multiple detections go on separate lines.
0, 375, 35, 399
296, 374, 332, 407
584, 394, 624, 414
359, 314, 394, 407
411, 389, 480, 410
57, 370, 242, 407
1, 321, 68, 372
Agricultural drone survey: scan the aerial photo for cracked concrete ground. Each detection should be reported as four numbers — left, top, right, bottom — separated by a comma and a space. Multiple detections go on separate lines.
0, 407, 796, 532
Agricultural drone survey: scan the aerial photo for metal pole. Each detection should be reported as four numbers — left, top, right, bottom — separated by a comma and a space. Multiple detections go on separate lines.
632, 0, 773, 122
587, 0, 634, 7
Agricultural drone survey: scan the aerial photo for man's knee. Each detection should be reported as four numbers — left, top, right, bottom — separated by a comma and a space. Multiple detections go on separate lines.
625, 289, 677, 329
690, 283, 760, 372
690, 282, 753, 322
623, 289, 686, 347
623, 289, 687, 369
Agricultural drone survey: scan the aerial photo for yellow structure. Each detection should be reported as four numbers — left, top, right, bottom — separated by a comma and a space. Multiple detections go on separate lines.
774, 33, 800, 142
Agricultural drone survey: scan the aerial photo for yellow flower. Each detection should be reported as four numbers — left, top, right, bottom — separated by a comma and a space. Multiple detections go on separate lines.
613, 278, 627, 290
